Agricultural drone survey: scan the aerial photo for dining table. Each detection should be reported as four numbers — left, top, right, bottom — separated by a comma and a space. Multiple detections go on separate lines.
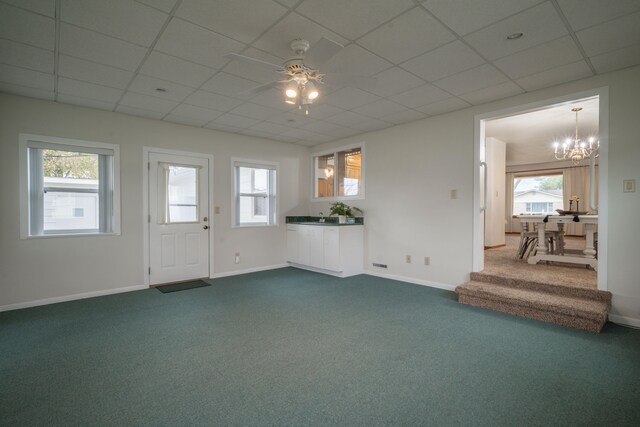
518, 214, 598, 271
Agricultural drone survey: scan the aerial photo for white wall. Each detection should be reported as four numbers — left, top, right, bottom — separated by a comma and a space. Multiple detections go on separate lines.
0, 94, 309, 308
311, 65, 640, 324
485, 137, 506, 247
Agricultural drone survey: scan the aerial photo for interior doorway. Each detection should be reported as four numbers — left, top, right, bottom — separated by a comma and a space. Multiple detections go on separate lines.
473, 88, 609, 291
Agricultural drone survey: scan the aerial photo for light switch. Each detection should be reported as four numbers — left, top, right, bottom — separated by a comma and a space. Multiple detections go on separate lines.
214, 206, 221, 214
450, 189, 457, 199
623, 179, 635, 193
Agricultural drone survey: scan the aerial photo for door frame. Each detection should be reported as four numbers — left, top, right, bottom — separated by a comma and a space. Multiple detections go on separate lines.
472, 87, 609, 291
142, 146, 215, 287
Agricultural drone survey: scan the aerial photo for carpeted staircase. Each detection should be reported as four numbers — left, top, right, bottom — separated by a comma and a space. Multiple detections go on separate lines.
456, 271, 611, 333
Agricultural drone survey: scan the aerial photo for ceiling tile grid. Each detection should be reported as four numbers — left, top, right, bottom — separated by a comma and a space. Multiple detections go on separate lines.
1, 0, 640, 146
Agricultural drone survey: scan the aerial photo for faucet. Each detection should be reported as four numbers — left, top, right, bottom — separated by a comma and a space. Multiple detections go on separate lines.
319, 212, 325, 223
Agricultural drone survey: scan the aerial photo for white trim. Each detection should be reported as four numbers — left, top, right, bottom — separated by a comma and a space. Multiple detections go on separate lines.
473, 88, 609, 291
142, 146, 215, 287
363, 269, 457, 292
0, 285, 147, 313
230, 157, 280, 228
609, 314, 640, 329
310, 142, 366, 202
212, 264, 288, 278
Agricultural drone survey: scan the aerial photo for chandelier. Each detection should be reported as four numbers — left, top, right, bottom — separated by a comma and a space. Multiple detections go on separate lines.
553, 107, 599, 163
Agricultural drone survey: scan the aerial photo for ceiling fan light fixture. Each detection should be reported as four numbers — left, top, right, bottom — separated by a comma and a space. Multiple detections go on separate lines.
285, 81, 298, 98
305, 81, 319, 100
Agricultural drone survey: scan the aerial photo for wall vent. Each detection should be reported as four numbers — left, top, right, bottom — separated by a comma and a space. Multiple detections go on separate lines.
372, 263, 388, 269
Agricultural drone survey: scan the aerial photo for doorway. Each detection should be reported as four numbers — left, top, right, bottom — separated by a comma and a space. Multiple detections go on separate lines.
473, 88, 609, 291
143, 148, 214, 286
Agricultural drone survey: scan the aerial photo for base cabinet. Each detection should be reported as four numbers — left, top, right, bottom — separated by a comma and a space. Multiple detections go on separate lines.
286, 224, 363, 277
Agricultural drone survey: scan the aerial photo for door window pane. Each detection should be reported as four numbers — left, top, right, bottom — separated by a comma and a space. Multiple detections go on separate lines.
167, 166, 198, 223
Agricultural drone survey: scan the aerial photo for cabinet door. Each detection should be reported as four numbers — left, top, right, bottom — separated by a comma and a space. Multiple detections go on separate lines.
286, 226, 299, 263
323, 227, 341, 271
308, 226, 324, 268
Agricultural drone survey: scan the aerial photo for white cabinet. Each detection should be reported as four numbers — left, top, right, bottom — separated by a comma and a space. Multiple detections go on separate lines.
286, 224, 363, 277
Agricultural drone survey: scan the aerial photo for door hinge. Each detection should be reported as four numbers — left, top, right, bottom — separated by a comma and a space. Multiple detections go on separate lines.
148, 267, 151, 275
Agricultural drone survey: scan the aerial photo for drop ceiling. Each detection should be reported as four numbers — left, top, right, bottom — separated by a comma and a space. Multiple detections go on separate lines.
1, 0, 639, 146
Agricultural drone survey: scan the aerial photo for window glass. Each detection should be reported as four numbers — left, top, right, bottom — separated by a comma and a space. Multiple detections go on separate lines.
513, 174, 563, 215
314, 147, 363, 199
234, 163, 276, 226
167, 166, 198, 223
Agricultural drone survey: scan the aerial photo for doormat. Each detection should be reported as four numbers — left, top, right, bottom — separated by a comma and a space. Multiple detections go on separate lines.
156, 280, 211, 293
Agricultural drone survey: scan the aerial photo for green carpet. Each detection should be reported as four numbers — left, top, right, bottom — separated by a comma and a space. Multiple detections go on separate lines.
155, 280, 210, 293
1, 267, 639, 426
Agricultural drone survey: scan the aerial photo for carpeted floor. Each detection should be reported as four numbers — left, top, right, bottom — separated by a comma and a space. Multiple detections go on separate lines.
484, 234, 597, 289
2, 268, 639, 426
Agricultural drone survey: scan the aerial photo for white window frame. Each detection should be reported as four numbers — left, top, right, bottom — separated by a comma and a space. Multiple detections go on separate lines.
311, 143, 365, 201
231, 158, 278, 228
19, 134, 121, 239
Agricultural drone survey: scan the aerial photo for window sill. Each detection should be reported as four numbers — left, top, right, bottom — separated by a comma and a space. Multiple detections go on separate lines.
23, 231, 121, 240
311, 195, 365, 202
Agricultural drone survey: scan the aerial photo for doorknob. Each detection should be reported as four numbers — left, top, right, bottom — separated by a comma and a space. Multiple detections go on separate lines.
203, 225, 209, 230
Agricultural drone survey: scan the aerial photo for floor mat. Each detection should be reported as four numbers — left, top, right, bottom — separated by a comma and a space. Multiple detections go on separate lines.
155, 280, 211, 293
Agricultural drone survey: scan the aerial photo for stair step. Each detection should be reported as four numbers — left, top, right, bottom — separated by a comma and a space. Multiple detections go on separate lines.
456, 281, 609, 333
470, 271, 611, 303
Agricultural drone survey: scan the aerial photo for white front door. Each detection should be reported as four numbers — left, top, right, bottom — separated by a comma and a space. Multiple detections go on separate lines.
149, 152, 210, 285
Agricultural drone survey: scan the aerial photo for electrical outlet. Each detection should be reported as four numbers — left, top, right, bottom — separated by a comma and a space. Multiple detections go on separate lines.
424, 256, 430, 266
405, 255, 411, 263
234, 252, 240, 264
623, 179, 635, 193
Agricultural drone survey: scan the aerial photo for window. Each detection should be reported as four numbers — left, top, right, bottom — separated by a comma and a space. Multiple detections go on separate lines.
233, 159, 277, 226
20, 134, 120, 238
512, 174, 563, 215
313, 145, 364, 199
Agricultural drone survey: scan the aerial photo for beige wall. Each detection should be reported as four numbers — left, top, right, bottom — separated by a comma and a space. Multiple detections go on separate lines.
0, 94, 309, 308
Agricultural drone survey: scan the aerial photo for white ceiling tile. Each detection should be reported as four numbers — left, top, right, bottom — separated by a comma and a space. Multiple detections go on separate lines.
274, 0, 298, 8
324, 87, 380, 110
59, 55, 133, 89
58, 77, 123, 103
248, 88, 297, 111
299, 120, 346, 136
415, 97, 471, 116
115, 105, 166, 119
252, 12, 348, 61
352, 98, 407, 119
400, 41, 485, 82
323, 110, 374, 127
323, 44, 391, 77
204, 122, 242, 133
163, 114, 208, 127
279, 128, 324, 141
515, 60, 592, 91
212, 113, 261, 129
183, 90, 244, 111
348, 117, 391, 132
267, 111, 316, 128
56, 94, 116, 111
135, 0, 178, 13
223, 47, 283, 83
247, 121, 293, 135
0, 82, 54, 100
2, 0, 55, 16
169, 103, 224, 121
388, 83, 450, 108
0, 63, 53, 91
61, 0, 167, 47
201, 72, 258, 99
380, 109, 427, 125
297, 0, 414, 40
576, 11, 640, 57
458, 81, 524, 105
0, 3, 54, 50
357, 8, 455, 64
0, 39, 54, 73
155, 18, 246, 69
558, 0, 640, 32
60, 23, 148, 71
239, 129, 274, 139
119, 92, 178, 114
302, 103, 345, 120
229, 102, 282, 120
367, 67, 425, 98
464, 2, 568, 60
128, 75, 194, 101
139, 51, 217, 88
176, 0, 287, 44
433, 64, 509, 96
423, 0, 543, 36
494, 36, 582, 79
589, 43, 640, 74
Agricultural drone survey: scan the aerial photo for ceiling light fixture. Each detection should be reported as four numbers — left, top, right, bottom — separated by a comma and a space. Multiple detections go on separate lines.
507, 32, 524, 40
552, 107, 599, 164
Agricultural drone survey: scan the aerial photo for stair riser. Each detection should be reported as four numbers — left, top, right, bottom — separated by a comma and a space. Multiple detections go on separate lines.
458, 294, 606, 333
470, 272, 611, 303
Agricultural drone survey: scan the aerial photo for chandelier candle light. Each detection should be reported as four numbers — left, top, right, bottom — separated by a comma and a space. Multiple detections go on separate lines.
553, 107, 599, 164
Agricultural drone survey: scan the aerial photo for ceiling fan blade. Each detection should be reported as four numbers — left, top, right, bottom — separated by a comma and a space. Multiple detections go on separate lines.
240, 81, 283, 96
224, 53, 283, 72
305, 37, 344, 69
323, 74, 377, 92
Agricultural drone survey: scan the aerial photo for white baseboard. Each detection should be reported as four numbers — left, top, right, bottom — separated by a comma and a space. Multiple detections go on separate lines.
608, 314, 640, 329
364, 269, 456, 292
212, 264, 288, 279
0, 284, 148, 313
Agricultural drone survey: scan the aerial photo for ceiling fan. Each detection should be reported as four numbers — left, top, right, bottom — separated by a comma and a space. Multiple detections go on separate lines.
225, 37, 374, 114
